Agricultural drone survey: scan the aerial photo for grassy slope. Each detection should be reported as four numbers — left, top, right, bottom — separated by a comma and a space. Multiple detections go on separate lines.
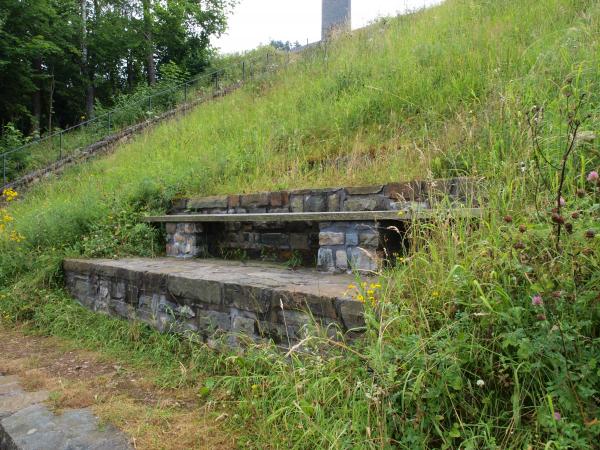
1, 0, 600, 448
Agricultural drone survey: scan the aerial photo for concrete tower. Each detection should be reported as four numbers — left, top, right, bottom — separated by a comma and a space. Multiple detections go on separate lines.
322, 0, 351, 40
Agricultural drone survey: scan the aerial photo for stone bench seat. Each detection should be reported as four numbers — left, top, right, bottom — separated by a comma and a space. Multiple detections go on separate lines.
144, 179, 482, 272
143, 208, 483, 224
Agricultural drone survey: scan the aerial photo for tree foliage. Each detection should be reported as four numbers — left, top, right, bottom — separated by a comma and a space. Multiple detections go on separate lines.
0, 0, 234, 140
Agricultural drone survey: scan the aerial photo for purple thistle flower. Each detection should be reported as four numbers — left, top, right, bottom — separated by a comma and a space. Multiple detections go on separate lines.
559, 197, 566, 207
554, 411, 561, 421
587, 171, 599, 183
531, 295, 543, 306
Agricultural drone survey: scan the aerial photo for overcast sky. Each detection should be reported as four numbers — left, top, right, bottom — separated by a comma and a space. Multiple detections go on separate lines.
214, 0, 443, 54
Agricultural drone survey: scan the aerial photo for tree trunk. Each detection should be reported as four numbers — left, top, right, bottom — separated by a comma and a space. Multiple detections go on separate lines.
142, 0, 156, 86
32, 58, 42, 134
47, 68, 55, 132
81, 0, 94, 119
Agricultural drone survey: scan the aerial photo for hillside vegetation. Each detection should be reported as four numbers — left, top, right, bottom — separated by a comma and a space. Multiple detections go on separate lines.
1, 0, 599, 448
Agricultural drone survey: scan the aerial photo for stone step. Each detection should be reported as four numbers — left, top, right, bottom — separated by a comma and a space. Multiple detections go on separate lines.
64, 258, 365, 346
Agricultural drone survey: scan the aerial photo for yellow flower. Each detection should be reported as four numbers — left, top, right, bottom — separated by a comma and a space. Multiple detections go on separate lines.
348, 284, 356, 290
432, 291, 440, 298
357, 295, 365, 303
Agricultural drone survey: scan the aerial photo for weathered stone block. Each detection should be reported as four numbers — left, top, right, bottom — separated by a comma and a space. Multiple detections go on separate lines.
335, 298, 365, 330
232, 316, 256, 335
335, 250, 348, 270
167, 277, 222, 305
223, 284, 272, 313
166, 223, 177, 234
319, 231, 345, 246
317, 248, 334, 272
384, 181, 424, 201
290, 195, 304, 212
359, 231, 379, 247
348, 247, 380, 272
228, 195, 240, 208
304, 194, 327, 212
328, 192, 341, 211
345, 185, 383, 195
188, 195, 228, 210
241, 192, 269, 208
346, 232, 358, 246
270, 191, 289, 207
344, 196, 386, 211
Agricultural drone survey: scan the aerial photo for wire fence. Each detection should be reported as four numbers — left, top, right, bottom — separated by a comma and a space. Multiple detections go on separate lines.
1, 50, 289, 189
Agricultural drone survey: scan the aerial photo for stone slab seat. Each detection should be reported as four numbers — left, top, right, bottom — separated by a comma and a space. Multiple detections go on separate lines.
143, 208, 484, 223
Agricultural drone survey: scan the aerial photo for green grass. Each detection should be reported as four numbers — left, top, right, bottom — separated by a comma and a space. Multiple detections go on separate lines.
1, 0, 600, 448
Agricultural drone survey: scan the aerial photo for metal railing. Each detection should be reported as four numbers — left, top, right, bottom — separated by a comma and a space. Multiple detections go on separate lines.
1, 50, 288, 189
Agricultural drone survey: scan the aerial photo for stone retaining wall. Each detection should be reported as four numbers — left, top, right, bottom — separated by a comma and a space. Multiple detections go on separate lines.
64, 259, 363, 347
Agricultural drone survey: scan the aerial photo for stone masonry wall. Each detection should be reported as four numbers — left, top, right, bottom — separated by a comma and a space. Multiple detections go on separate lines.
164, 178, 479, 271
63, 259, 363, 347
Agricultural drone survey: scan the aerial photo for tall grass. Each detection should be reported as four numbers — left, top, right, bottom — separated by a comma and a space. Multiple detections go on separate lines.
1, 0, 599, 448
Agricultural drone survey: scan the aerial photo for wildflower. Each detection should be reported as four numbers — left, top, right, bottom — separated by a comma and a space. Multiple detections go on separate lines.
559, 197, 566, 207
531, 295, 543, 306
587, 170, 599, 183
585, 230, 596, 239
576, 188, 586, 198
357, 295, 365, 303
503, 215, 513, 223
537, 313, 547, 321
554, 411, 562, 421
432, 291, 440, 298
476, 379, 485, 387
347, 284, 356, 290
518, 224, 527, 233
571, 211, 580, 219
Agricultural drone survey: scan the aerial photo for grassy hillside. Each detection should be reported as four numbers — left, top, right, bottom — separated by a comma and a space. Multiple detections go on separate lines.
1, 0, 599, 448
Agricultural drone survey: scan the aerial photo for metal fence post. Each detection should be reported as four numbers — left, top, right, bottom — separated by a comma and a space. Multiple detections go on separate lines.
148, 96, 152, 112
184, 82, 187, 104
108, 112, 112, 134
242, 61, 245, 81
214, 72, 219, 93
59, 132, 63, 160
2, 154, 6, 186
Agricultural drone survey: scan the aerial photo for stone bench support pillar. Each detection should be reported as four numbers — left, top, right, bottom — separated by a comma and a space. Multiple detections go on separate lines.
317, 221, 381, 273
166, 223, 207, 258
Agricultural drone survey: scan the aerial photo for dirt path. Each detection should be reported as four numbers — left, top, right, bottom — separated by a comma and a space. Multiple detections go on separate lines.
0, 325, 235, 450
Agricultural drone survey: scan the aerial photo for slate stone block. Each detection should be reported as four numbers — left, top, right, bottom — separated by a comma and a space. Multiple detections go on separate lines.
345, 185, 383, 195
336, 250, 348, 270
348, 247, 380, 272
317, 248, 334, 272
344, 196, 386, 211
188, 195, 228, 210
335, 298, 365, 330
304, 194, 327, 212
241, 192, 269, 207
319, 231, 345, 246
290, 195, 304, 212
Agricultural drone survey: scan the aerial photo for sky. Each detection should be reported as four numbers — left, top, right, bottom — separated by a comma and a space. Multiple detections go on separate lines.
214, 0, 443, 54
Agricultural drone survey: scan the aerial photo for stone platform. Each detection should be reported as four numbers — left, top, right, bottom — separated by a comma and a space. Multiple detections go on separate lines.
64, 258, 364, 346
0, 375, 130, 450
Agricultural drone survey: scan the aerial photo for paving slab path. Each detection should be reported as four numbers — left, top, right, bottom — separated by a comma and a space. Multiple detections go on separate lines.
0, 327, 236, 449
0, 374, 131, 450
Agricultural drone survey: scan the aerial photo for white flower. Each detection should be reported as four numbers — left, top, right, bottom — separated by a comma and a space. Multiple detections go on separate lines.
476, 379, 485, 388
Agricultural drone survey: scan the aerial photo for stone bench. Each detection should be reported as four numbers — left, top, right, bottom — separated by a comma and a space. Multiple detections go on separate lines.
144, 178, 482, 273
